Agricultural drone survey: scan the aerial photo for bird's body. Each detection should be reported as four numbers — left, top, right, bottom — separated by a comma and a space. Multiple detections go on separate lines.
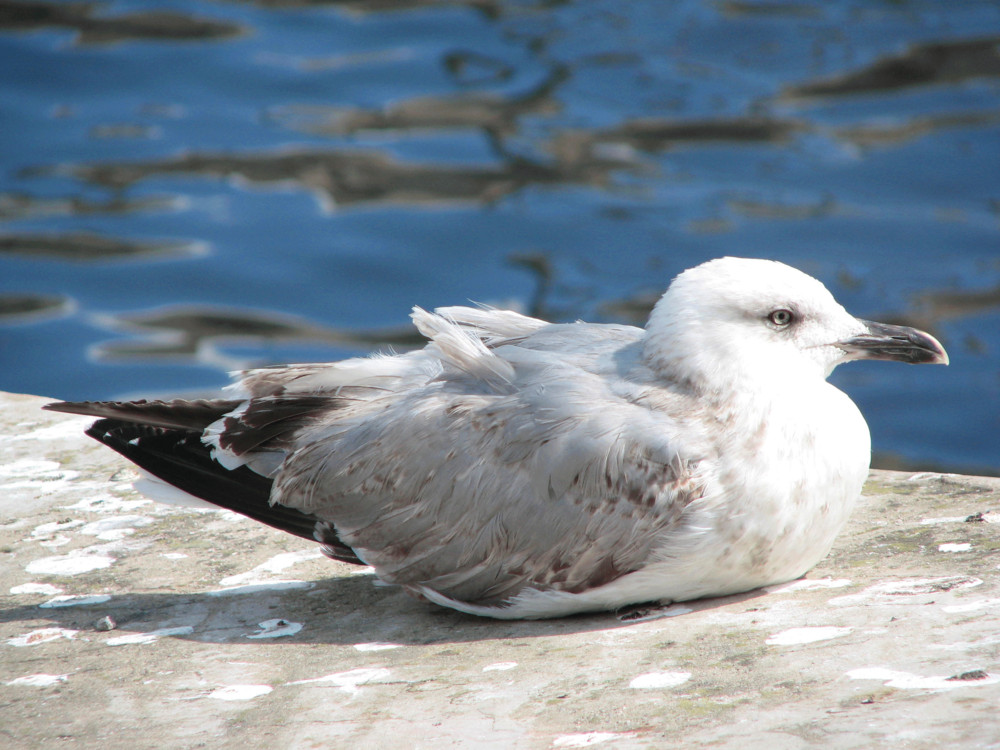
47, 258, 947, 619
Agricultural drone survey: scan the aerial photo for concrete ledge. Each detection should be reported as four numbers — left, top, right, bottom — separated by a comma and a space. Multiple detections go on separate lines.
2, 390, 998, 748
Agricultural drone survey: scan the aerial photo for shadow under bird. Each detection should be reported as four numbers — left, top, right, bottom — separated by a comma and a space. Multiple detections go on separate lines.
45, 257, 948, 619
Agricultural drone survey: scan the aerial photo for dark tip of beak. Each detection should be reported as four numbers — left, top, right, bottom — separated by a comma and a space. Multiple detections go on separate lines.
836, 320, 949, 365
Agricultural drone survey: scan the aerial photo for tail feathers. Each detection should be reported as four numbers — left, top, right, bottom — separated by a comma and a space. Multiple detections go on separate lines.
85, 418, 362, 565
44, 398, 242, 432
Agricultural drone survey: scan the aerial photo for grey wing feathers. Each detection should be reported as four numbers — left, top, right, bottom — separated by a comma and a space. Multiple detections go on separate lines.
432, 304, 549, 344
230, 306, 547, 399
267, 310, 707, 608
275, 392, 704, 606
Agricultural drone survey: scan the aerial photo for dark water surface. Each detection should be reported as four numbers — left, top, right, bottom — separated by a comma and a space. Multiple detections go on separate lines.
1, 0, 998, 474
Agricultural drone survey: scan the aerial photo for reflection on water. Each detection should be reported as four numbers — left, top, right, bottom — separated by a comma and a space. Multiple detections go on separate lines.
718, 1, 821, 18
225, 0, 510, 15
93, 305, 423, 367
89, 123, 161, 140
785, 35, 1000, 98
267, 64, 567, 140
0, 0, 242, 44
554, 116, 801, 157
1, 0, 998, 473
727, 196, 836, 221
0, 293, 73, 323
913, 285, 1000, 322
0, 192, 177, 221
0, 232, 204, 262
68, 147, 622, 210
832, 111, 1000, 150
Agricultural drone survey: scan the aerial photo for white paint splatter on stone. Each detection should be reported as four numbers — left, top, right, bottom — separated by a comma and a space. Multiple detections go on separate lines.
288, 667, 392, 695
0, 459, 66, 477
482, 662, 518, 672
920, 516, 968, 525
766, 626, 852, 646
105, 626, 194, 646
0, 459, 81, 495
829, 576, 982, 606
38, 535, 73, 548
31, 519, 84, 538
6, 673, 69, 687
217, 549, 323, 587
766, 577, 851, 594
552, 732, 637, 747
943, 598, 1000, 614
922, 512, 1000, 525
10, 583, 63, 595
207, 580, 314, 596
39, 594, 112, 608
208, 684, 273, 701
245, 619, 303, 639
927, 634, 1000, 653
353, 642, 401, 652
7, 628, 78, 647
79, 515, 154, 541
64, 493, 150, 514
26, 552, 116, 576
628, 671, 692, 689
938, 543, 971, 552
847, 667, 1000, 690
5, 418, 91, 442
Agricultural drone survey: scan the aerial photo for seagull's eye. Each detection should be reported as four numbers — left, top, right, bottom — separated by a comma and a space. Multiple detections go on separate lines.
768, 309, 795, 327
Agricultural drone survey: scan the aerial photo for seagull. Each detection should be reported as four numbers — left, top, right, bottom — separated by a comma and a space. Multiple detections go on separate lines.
45, 257, 948, 619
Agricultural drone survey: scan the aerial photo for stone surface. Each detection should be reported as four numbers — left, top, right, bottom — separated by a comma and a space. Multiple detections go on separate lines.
1, 390, 998, 748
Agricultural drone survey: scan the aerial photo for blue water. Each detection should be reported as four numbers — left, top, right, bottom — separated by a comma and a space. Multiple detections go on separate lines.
1, 0, 998, 474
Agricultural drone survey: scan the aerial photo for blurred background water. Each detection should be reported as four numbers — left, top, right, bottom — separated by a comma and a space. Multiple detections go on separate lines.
1, 0, 998, 474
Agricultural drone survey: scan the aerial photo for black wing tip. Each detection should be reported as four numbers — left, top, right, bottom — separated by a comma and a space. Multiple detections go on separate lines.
43, 399, 367, 567
42, 397, 243, 431
42, 398, 165, 418
78, 417, 366, 564
42, 399, 101, 416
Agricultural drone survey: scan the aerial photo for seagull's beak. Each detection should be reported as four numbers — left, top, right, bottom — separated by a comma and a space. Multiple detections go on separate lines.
835, 320, 949, 365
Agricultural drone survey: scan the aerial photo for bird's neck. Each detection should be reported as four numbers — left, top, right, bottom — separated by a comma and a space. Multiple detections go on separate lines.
643, 334, 824, 406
